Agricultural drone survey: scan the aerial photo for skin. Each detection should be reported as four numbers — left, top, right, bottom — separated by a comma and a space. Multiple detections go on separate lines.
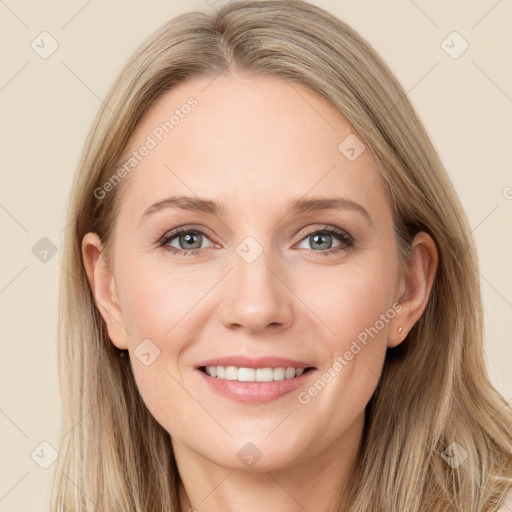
82, 73, 438, 512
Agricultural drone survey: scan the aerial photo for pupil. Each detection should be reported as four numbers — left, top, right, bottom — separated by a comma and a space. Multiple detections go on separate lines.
181, 232, 201, 250
312, 233, 331, 250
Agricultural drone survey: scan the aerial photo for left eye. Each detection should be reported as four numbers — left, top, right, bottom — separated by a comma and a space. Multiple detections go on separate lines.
297, 231, 343, 251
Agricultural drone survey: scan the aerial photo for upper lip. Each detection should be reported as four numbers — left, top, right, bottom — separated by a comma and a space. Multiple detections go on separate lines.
195, 355, 316, 370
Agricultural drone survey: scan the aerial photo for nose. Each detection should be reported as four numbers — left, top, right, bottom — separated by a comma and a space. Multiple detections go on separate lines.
219, 247, 295, 334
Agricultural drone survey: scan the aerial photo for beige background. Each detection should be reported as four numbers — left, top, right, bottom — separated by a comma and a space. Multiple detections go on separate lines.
1, 0, 511, 510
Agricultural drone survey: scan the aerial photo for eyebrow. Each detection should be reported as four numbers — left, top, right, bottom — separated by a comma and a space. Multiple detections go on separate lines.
140, 195, 373, 225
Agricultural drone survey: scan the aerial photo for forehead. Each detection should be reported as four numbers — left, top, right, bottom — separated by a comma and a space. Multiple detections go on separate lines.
114, 74, 388, 223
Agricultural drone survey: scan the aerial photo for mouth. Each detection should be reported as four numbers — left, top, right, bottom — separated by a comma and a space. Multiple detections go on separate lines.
193, 356, 317, 403
198, 365, 316, 382
195, 364, 317, 404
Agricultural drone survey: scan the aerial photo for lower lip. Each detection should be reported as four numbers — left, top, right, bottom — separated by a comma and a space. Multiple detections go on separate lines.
196, 368, 316, 404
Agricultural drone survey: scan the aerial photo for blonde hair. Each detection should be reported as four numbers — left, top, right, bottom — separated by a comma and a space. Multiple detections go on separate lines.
50, 1, 512, 510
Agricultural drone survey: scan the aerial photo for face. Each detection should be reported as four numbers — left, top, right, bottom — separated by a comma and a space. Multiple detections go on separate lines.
85, 73, 412, 472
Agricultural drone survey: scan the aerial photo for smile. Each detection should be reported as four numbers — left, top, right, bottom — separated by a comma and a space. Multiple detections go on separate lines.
201, 365, 314, 382
196, 365, 317, 404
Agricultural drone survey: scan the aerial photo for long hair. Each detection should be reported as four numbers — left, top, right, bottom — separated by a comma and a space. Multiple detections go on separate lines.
50, 1, 512, 510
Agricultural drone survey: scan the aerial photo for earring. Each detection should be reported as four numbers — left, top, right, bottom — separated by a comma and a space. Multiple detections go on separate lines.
397, 326, 403, 334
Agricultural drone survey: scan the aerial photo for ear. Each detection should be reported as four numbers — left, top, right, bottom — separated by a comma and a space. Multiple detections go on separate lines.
81, 232, 129, 350
388, 231, 438, 348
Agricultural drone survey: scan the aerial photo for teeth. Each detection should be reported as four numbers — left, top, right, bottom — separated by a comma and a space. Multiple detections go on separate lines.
285, 367, 295, 379
225, 366, 237, 380
204, 366, 307, 382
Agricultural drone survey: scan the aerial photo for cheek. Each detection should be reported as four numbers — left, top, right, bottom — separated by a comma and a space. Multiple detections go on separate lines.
115, 259, 208, 419
119, 265, 202, 436
295, 252, 397, 410
117, 258, 202, 342
300, 253, 398, 350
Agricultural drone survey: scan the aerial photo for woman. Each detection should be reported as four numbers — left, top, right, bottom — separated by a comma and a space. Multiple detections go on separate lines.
51, 1, 512, 510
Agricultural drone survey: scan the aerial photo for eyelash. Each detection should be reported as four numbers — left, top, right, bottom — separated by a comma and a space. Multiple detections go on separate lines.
157, 225, 354, 257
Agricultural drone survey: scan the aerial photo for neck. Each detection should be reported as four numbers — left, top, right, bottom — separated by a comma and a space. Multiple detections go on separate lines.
175, 411, 364, 512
